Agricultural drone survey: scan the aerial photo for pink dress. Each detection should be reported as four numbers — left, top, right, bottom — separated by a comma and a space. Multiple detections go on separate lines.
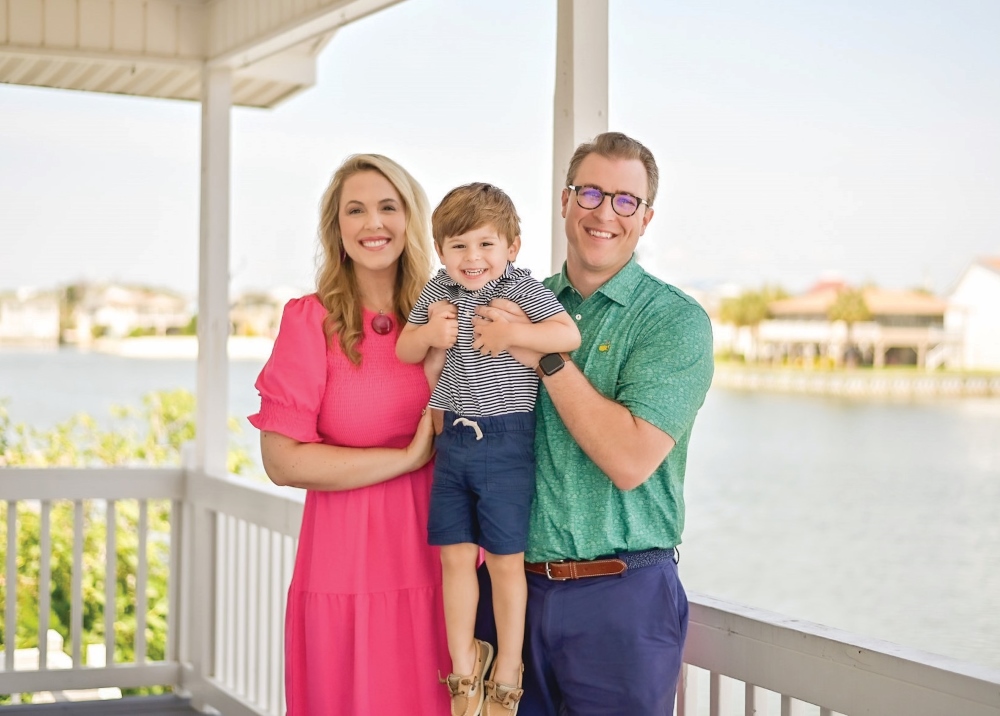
248, 295, 450, 716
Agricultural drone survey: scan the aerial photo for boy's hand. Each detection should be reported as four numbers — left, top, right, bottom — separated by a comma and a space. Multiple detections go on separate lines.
425, 301, 458, 349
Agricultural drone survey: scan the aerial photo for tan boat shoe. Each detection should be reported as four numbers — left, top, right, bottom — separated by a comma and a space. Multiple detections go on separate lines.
482, 660, 524, 716
441, 639, 494, 716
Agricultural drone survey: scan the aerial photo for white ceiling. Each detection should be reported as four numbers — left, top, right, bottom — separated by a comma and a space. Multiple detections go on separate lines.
0, 0, 405, 107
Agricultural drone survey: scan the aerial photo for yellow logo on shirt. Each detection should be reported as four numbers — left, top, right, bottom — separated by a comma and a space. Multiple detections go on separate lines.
598, 342, 611, 352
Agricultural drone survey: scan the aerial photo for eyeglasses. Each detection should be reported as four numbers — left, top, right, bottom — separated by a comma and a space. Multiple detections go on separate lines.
567, 185, 649, 217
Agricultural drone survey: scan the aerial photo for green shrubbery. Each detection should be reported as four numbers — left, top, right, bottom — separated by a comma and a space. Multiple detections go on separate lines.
0, 390, 254, 702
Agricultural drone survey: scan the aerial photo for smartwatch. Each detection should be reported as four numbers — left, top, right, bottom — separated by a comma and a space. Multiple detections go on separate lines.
535, 352, 569, 378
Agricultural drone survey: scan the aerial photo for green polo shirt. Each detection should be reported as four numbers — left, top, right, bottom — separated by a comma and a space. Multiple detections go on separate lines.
526, 256, 714, 562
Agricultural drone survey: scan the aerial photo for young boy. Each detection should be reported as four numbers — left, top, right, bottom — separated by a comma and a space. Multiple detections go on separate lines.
397, 183, 580, 716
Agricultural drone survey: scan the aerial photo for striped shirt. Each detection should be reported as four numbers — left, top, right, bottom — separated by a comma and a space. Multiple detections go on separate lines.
407, 263, 567, 417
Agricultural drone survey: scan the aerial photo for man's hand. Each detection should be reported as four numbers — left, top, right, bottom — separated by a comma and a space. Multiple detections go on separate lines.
471, 313, 516, 357
473, 299, 542, 368
425, 301, 458, 349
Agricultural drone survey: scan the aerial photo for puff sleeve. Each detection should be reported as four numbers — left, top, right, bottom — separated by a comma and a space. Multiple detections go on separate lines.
247, 295, 329, 443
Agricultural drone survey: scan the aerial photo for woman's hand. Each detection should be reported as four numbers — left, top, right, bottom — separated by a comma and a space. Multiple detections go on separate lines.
403, 408, 436, 472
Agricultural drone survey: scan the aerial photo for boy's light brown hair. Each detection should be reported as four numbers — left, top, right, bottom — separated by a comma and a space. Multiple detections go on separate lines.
432, 183, 521, 247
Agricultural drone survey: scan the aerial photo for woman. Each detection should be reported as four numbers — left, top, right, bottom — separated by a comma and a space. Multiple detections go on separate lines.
249, 154, 449, 715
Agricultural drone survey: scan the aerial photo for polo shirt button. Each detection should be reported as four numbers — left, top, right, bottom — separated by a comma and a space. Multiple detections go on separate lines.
574, 314, 582, 321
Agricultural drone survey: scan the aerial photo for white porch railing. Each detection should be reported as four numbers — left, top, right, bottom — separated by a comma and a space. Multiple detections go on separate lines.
679, 594, 1000, 716
0, 467, 303, 716
2, 468, 1000, 715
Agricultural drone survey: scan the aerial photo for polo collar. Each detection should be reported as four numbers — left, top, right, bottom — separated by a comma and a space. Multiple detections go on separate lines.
553, 255, 643, 306
433, 262, 522, 293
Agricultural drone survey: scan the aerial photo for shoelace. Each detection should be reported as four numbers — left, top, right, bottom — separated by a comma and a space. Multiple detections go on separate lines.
440, 671, 477, 696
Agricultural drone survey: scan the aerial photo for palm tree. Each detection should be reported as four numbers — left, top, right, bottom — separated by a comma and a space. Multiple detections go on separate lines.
720, 286, 787, 362
827, 288, 871, 366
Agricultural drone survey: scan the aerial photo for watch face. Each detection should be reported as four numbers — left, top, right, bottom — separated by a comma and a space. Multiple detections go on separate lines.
539, 353, 565, 375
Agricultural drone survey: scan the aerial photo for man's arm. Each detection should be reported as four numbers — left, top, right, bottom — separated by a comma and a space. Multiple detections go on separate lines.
472, 311, 581, 358
536, 361, 675, 491
475, 300, 677, 491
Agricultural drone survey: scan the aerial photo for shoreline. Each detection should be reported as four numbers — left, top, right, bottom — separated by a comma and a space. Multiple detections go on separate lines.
713, 363, 1000, 398
1, 336, 274, 361
91, 336, 275, 361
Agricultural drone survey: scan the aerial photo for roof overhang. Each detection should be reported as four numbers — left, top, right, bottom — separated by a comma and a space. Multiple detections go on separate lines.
0, 0, 406, 108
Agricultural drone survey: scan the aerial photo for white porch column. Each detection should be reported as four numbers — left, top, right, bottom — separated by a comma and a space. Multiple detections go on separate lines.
551, 0, 609, 273
196, 67, 232, 477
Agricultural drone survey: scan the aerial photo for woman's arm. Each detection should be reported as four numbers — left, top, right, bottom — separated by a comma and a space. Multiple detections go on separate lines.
260, 409, 435, 490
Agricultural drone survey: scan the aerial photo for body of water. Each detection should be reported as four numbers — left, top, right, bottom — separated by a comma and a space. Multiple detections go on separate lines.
2, 347, 999, 671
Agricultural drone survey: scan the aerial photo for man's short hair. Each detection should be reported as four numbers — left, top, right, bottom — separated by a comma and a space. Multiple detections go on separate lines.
565, 132, 659, 206
432, 183, 521, 247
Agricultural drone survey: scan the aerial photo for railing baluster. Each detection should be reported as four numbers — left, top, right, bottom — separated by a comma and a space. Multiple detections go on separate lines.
72, 499, 83, 666
5, 501, 16, 675
270, 529, 282, 716
255, 527, 271, 710
678, 663, 698, 716
39, 500, 51, 670
246, 522, 259, 705
746, 683, 759, 716
136, 499, 149, 663
279, 534, 294, 715
235, 517, 248, 697
709, 671, 720, 716
781, 694, 810, 716
167, 498, 181, 663
105, 499, 117, 665
226, 513, 237, 689
214, 511, 227, 681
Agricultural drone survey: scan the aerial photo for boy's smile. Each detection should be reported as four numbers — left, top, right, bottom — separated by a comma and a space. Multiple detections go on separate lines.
437, 225, 521, 292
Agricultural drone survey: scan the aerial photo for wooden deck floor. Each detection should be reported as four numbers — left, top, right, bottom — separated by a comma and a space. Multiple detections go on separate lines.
0, 695, 201, 715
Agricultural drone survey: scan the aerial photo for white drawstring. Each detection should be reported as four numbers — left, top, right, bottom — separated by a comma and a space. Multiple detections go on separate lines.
452, 417, 484, 440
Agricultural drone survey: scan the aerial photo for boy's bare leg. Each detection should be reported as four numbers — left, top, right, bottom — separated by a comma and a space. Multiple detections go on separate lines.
441, 542, 483, 674
483, 551, 527, 685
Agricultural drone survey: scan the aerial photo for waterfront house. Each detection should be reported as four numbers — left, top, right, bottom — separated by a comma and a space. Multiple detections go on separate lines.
70, 284, 192, 343
2, 2, 999, 715
760, 280, 956, 368
947, 257, 1000, 371
0, 289, 60, 346
229, 291, 291, 339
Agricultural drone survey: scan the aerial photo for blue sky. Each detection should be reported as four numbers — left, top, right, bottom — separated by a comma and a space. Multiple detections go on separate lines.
1, 0, 998, 296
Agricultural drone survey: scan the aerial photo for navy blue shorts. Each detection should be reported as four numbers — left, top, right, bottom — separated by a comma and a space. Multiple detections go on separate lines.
475, 551, 688, 715
427, 411, 536, 555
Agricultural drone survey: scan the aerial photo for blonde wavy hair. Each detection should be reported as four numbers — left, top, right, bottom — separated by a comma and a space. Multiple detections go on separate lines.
316, 154, 433, 365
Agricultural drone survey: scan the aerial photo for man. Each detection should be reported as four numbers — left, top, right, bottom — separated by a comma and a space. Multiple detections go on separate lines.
474, 132, 714, 715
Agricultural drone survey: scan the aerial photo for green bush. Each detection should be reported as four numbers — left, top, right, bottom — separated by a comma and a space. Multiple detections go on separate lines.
0, 391, 254, 702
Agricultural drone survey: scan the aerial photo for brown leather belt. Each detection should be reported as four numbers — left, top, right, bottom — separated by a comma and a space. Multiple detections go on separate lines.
524, 558, 627, 580
524, 548, 677, 581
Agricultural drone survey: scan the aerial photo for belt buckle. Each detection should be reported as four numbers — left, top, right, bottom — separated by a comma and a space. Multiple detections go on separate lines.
544, 560, 570, 581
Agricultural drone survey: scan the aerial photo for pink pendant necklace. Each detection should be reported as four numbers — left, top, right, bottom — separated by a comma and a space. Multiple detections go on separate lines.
370, 311, 393, 335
